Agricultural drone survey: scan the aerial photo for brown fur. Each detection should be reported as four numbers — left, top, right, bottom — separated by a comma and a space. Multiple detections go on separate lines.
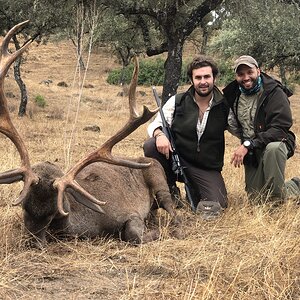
22, 158, 180, 247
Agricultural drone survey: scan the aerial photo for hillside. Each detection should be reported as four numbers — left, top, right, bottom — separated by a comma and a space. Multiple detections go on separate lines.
0, 39, 299, 300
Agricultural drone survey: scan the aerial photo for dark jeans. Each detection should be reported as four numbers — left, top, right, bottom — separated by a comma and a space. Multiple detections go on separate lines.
143, 137, 228, 208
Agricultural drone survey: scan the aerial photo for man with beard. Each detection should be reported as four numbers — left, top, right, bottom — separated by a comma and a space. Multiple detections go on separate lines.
143, 56, 229, 220
223, 55, 300, 203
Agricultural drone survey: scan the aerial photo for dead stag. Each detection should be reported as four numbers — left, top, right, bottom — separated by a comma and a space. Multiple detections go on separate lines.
0, 21, 180, 248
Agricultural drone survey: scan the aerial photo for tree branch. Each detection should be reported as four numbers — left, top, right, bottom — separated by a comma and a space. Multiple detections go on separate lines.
134, 15, 168, 56
181, 0, 224, 37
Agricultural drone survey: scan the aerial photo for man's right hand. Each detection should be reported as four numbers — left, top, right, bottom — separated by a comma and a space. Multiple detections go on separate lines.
230, 144, 248, 167
155, 134, 172, 159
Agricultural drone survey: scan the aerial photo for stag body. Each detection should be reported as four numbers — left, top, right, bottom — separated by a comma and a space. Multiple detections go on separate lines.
24, 159, 174, 245
0, 22, 179, 247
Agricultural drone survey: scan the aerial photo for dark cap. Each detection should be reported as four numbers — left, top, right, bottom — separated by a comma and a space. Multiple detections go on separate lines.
234, 55, 259, 72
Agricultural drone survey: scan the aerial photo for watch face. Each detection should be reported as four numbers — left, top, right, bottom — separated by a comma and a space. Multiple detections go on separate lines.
243, 140, 251, 147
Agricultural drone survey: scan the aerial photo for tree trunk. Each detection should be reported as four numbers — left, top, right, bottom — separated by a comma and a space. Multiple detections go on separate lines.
200, 24, 209, 54
12, 36, 28, 117
76, 0, 86, 71
161, 41, 184, 105
70, 37, 86, 71
76, 31, 86, 71
14, 59, 28, 117
279, 63, 287, 85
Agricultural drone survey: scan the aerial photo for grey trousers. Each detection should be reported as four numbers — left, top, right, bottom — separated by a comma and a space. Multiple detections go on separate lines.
143, 137, 228, 208
245, 141, 299, 199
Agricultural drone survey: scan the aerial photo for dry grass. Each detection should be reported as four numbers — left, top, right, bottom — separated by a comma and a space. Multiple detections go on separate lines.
0, 39, 299, 299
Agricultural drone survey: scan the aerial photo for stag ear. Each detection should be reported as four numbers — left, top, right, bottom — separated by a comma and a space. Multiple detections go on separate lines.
0, 170, 24, 184
66, 188, 105, 214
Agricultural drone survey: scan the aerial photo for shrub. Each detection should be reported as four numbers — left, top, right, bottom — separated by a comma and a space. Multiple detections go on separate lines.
107, 58, 190, 86
34, 94, 47, 108
217, 61, 235, 86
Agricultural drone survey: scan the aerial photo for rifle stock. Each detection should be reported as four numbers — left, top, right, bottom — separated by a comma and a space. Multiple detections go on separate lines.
152, 87, 196, 212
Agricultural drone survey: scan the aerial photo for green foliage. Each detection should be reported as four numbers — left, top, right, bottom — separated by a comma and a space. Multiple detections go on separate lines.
107, 58, 190, 86
34, 94, 46, 108
0, 0, 75, 38
289, 72, 300, 85
209, 0, 300, 79
137, 59, 165, 86
107, 58, 235, 87
93, 11, 149, 66
217, 60, 235, 86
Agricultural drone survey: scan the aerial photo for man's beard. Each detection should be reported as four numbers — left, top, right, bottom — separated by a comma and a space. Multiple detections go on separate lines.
195, 86, 213, 97
241, 77, 259, 90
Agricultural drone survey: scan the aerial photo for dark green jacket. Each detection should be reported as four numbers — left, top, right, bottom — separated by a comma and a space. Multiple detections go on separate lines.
171, 86, 229, 171
223, 72, 295, 154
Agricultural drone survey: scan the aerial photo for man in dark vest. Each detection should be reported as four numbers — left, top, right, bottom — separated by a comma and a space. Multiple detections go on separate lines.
143, 56, 229, 220
223, 55, 300, 203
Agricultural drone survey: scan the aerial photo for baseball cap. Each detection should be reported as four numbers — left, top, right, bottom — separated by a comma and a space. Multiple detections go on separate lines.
234, 55, 259, 72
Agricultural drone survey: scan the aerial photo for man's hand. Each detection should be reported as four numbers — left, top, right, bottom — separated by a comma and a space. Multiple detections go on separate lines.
230, 145, 248, 168
156, 134, 172, 159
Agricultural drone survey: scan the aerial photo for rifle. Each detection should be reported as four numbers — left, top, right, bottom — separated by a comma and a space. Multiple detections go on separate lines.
152, 87, 196, 212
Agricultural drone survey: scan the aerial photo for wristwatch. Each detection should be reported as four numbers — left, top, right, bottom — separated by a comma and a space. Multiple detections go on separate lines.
243, 140, 253, 150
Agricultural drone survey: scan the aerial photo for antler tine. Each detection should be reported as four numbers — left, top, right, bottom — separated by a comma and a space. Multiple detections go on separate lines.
128, 56, 139, 119
53, 56, 159, 216
0, 20, 32, 79
0, 21, 39, 205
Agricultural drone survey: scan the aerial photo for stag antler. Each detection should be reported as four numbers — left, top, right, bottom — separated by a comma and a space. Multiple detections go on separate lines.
0, 21, 39, 205
53, 56, 159, 216
0, 22, 106, 214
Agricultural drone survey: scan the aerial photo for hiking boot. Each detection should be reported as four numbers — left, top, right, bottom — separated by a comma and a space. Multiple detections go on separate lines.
196, 201, 224, 221
169, 185, 184, 208
291, 177, 300, 190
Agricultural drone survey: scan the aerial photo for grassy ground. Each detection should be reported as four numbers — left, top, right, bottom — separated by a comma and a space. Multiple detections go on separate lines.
0, 39, 299, 299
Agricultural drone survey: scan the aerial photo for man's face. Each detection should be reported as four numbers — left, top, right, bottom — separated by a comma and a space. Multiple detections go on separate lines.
192, 66, 215, 97
235, 65, 260, 90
